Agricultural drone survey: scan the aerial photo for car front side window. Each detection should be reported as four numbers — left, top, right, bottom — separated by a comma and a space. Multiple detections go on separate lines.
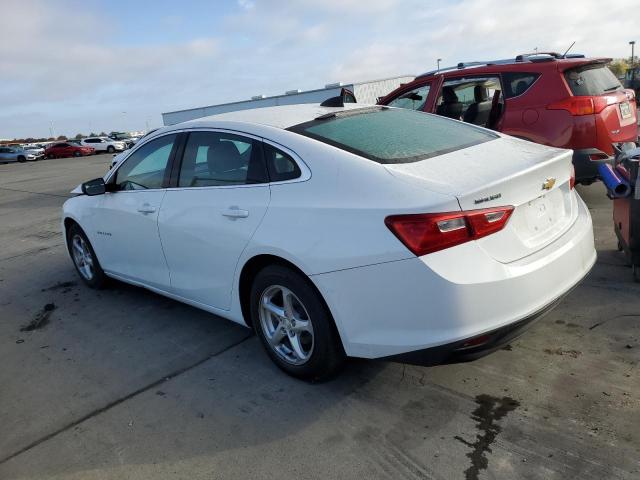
114, 134, 177, 191
177, 131, 268, 188
387, 84, 431, 111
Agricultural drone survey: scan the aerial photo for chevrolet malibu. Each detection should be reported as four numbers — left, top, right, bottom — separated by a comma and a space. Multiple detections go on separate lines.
62, 103, 596, 379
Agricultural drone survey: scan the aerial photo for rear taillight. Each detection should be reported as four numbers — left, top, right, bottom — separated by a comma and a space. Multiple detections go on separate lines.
385, 206, 514, 256
547, 96, 615, 116
570, 165, 575, 190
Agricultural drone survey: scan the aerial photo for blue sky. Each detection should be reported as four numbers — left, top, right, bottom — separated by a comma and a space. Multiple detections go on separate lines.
1, 0, 637, 139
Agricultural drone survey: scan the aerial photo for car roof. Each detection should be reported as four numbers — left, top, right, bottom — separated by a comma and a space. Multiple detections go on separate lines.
417, 56, 611, 80
180, 102, 372, 130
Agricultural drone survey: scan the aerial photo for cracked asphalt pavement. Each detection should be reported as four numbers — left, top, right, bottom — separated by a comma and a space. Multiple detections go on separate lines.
1, 154, 639, 479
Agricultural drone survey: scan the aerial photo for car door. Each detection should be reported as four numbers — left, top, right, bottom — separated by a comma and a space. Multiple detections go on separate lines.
158, 130, 271, 310
91, 133, 179, 289
385, 82, 433, 112
0, 148, 14, 162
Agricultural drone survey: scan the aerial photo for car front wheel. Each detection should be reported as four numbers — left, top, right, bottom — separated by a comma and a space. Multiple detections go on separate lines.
250, 265, 345, 380
67, 224, 107, 289
107, 146, 115, 153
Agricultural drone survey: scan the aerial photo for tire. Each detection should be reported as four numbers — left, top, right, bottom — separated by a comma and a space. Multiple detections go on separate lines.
47, 154, 54, 159
107, 146, 115, 153
73, 151, 81, 157
17, 156, 26, 163
67, 224, 108, 289
250, 265, 345, 380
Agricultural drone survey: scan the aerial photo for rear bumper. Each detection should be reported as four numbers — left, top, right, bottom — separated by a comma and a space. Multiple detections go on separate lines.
312, 192, 596, 360
382, 296, 563, 366
572, 148, 612, 183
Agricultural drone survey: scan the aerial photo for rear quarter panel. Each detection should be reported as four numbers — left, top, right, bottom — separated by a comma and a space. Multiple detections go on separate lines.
242, 133, 460, 276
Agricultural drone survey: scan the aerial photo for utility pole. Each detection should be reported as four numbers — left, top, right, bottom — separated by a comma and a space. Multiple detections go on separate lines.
630, 41, 636, 81
437, 58, 442, 71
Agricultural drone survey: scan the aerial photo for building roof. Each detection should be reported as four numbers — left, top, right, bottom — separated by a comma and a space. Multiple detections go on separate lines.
182, 102, 373, 130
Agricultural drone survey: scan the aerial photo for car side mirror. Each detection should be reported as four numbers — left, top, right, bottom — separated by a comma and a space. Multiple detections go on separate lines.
82, 178, 106, 196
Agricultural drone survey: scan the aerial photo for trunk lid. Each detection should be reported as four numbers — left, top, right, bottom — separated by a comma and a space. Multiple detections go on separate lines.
597, 89, 638, 144
384, 136, 577, 263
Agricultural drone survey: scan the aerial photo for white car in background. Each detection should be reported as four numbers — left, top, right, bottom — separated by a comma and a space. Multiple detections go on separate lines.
80, 137, 126, 153
22, 145, 45, 157
62, 103, 596, 380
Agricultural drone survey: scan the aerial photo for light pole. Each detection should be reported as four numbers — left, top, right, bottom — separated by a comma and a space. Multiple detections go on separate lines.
437, 58, 442, 71
630, 41, 636, 81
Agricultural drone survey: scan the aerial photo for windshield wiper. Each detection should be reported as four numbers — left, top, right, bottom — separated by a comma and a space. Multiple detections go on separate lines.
603, 85, 621, 92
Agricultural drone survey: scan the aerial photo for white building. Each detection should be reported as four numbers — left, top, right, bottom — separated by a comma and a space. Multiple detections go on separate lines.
161, 75, 414, 126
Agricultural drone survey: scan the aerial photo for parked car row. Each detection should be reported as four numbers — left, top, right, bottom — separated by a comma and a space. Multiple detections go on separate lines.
1, 133, 146, 164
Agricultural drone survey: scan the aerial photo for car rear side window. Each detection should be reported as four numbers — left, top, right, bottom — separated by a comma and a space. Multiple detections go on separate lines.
288, 107, 497, 164
178, 131, 268, 187
263, 143, 301, 182
564, 64, 622, 96
503, 72, 540, 98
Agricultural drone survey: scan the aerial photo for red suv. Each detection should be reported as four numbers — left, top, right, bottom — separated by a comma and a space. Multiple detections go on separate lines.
379, 53, 638, 184
45, 142, 95, 159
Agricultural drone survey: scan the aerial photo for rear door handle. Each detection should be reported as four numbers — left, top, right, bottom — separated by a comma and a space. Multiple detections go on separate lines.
137, 204, 156, 214
222, 206, 249, 218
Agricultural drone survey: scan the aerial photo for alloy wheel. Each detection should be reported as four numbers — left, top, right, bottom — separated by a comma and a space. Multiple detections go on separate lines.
259, 285, 314, 365
71, 234, 94, 281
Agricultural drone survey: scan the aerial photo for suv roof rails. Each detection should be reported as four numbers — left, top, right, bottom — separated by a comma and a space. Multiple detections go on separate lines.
417, 52, 586, 78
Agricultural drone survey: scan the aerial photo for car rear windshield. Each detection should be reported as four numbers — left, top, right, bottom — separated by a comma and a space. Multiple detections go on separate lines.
564, 63, 623, 96
287, 107, 497, 164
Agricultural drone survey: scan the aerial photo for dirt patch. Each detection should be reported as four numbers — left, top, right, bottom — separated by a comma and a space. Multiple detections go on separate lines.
455, 394, 520, 480
41, 281, 77, 293
544, 348, 582, 358
20, 303, 56, 332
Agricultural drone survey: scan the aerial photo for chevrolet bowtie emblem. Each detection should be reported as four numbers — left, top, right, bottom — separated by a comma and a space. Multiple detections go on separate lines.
542, 177, 556, 190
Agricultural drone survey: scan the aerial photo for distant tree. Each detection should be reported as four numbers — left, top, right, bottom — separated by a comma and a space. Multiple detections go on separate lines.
74, 133, 83, 139
99, 131, 108, 137
89, 132, 97, 137
609, 59, 629, 78
56, 135, 68, 141
47, 137, 55, 141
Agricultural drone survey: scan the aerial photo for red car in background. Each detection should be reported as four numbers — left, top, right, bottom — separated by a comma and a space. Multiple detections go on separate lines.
379, 53, 638, 184
44, 142, 95, 159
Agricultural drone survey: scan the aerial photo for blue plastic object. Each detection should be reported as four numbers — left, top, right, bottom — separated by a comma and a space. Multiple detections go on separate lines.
598, 163, 631, 198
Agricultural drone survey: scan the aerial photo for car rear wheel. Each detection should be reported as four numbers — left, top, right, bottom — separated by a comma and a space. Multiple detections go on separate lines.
46, 154, 54, 159
73, 151, 81, 157
107, 146, 115, 153
67, 224, 107, 289
17, 156, 26, 163
250, 265, 345, 380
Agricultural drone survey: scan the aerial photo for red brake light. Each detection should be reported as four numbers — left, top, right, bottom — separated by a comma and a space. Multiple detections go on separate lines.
385, 206, 514, 256
570, 165, 575, 190
547, 95, 615, 116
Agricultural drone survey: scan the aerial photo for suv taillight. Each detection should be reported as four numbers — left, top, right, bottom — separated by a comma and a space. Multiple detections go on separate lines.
385, 206, 514, 256
547, 96, 615, 116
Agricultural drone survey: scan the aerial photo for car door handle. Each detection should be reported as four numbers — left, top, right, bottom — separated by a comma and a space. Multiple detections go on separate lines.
137, 204, 156, 214
222, 206, 249, 218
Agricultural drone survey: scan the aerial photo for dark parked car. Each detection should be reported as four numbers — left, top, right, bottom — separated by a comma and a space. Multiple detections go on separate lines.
44, 142, 95, 159
379, 52, 638, 184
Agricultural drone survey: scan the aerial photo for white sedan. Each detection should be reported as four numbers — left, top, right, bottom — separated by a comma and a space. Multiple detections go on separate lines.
62, 103, 596, 379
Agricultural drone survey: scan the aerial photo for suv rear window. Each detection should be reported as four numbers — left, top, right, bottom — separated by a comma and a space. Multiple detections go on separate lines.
564, 64, 623, 96
288, 108, 497, 164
